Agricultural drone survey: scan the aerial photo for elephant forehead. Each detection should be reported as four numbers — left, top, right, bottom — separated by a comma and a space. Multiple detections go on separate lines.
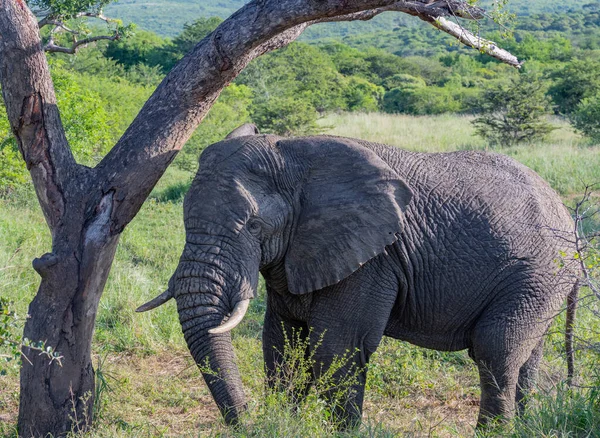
185, 179, 256, 233
199, 139, 247, 168
199, 135, 280, 171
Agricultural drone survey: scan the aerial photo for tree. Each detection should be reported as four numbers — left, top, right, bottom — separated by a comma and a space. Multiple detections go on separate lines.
570, 92, 600, 142
105, 29, 166, 69
0, 0, 519, 435
548, 59, 600, 115
29, 0, 130, 53
472, 75, 556, 146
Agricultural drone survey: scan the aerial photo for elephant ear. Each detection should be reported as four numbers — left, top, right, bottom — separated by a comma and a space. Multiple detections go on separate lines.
283, 137, 413, 295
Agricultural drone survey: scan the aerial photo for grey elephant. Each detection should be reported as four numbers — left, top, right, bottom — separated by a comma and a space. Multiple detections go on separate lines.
138, 126, 578, 428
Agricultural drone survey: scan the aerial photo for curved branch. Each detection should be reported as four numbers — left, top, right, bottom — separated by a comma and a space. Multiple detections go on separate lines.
96, 0, 519, 232
44, 33, 120, 54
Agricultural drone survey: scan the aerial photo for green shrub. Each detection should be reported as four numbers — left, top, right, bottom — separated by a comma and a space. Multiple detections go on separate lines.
252, 97, 320, 136
105, 29, 166, 69
549, 59, 600, 115
382, 73, 426, 91
383, 86, 461, 115
341, 76, 384, 112
570, 92, 600, 142
472, 75, 556, 146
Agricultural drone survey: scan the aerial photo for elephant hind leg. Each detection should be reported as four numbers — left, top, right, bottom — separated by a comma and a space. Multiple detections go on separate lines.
471, 320, 547, 426
516, 336, 544, 414
474, 357, 520, 426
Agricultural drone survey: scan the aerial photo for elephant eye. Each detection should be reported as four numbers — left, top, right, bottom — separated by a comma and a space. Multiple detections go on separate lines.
247, 218, 262, 235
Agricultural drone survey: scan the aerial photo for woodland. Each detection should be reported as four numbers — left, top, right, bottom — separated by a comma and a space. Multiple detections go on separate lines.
1, 0, 600, 436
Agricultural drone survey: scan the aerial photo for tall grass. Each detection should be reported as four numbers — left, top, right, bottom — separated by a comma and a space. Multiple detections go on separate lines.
320, 113, 600, 196
1, 112, 599, 437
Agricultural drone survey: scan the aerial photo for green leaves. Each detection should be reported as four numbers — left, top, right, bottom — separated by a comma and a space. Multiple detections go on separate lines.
472, 74, 556, 146
28, 0, 112, 20
571, 93, 600, 143
0, 297, 62, 375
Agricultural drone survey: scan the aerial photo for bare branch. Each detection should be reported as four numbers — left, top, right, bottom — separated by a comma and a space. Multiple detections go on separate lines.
44, 33, 120, 54
38, 9, 120, 54
75, 11, 112, 23
427, 17, 522, 68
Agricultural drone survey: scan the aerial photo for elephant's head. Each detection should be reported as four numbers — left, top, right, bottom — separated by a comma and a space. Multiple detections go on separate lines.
137, 132, 413, 424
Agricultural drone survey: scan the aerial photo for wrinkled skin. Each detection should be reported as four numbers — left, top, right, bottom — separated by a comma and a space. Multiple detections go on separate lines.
162, 130, 577, 427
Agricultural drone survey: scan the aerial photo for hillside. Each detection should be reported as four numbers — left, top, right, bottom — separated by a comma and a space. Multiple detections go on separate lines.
104, 0, 584, 37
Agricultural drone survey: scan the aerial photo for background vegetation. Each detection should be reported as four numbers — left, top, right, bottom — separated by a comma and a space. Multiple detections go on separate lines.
1, 1, 600, 436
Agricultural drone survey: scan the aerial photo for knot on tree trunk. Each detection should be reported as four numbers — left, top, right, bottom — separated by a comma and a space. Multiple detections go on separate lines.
32, 252, 59, 277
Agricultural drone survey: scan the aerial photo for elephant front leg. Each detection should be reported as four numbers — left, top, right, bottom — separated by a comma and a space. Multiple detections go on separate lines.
262, 298, 313, 405
307, 270, 398, 429
310, 339, 370, 429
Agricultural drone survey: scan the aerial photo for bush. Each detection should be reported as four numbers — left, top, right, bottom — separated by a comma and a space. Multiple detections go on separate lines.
252, 97, 320, 136
383, 86, 461, 115
472, 75, 556, 146
341, 77, 384, 112
383, 73, 426, 91
548, 59, 600, 115
570, 92, 600, 142
105, 29, 166, 69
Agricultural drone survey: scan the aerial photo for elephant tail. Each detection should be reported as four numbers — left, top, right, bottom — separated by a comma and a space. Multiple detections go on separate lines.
565, 279, 579, 386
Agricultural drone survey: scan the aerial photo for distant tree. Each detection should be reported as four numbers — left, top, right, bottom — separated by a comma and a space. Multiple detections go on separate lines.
105, 29, 166, 68
171, 17, 224, 56
472, 75, 556, 146
252, 96, 320, 136
383, 85, 461, 115
342, 76, 383, 112
549, 59, 600, 115
239, 42, 347, 113
383, 73, 426, 91
153, 16, 225, 71
570, 93, 600, 142
319, 42, 372, 78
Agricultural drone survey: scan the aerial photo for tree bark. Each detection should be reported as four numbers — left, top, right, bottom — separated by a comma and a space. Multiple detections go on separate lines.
0, 0, 518, 435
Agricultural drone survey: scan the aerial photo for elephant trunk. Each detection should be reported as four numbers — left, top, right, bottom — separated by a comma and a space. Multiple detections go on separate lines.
172, 245, 257, 424
184, 322, 246, 423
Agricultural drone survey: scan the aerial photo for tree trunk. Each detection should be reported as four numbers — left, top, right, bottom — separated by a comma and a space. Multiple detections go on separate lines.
16, 186, 119, 435
18, 237, 119, 436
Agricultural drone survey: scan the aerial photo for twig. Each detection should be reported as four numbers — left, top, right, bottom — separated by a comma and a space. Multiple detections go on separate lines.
37, 9, 121, 54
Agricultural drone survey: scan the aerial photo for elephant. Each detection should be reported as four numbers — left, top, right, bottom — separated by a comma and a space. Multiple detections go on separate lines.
138, 125, 578, 428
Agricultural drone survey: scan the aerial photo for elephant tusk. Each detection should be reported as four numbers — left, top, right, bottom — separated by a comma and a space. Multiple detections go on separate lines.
136, 290, 172, 312
208, 299, 250, 334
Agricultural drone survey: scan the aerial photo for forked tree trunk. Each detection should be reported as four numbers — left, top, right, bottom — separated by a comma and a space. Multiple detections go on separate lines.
19, 234, 119, 435
0, 0, 515, 435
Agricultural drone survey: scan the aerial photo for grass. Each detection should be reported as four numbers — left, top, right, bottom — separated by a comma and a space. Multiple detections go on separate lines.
1, 112, 600, 437
320, 113, 600, 196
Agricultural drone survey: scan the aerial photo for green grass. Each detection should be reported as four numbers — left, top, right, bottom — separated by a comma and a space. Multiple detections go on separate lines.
1, 112, 600, 437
